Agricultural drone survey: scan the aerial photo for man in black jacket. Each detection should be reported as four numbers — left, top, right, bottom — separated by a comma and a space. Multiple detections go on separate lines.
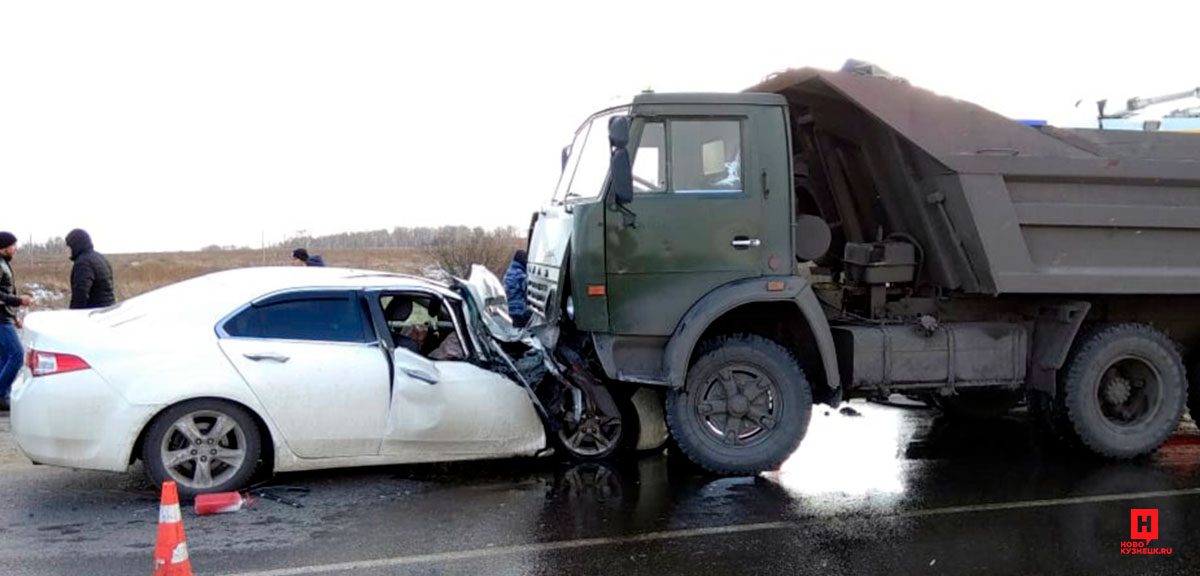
65, 229, 116, 309
0, 232, 32, 409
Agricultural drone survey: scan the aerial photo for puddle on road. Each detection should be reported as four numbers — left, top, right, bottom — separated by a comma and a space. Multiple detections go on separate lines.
265, 399, 1200, 526
762, 399, 1200, 517
5, 401, 1200, 562
772, 401, 909, 498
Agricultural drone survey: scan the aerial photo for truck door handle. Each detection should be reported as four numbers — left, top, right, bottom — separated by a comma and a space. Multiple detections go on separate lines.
730, 237, 761, 249
243, 352, 290, 363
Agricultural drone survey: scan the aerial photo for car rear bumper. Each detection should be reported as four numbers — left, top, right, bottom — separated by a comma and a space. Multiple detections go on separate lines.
10, 368, 156, 472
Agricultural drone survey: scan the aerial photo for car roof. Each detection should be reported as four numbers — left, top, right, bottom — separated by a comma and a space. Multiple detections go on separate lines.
89, 266, 463, 329
202, 266, 461, 300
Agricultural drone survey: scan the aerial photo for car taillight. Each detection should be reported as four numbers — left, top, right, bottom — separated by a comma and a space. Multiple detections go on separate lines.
27, 350, 91, 377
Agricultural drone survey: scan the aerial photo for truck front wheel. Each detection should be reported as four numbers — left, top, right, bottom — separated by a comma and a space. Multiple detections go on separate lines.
666, 334, 812, 475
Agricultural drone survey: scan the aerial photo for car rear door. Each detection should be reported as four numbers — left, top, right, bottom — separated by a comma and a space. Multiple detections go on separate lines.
217, 290, 390, 458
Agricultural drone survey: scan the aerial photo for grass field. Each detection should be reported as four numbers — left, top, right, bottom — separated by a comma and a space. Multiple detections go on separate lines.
11, 248, 431, 310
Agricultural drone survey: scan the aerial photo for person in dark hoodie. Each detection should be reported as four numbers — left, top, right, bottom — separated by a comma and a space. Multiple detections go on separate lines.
0, 232, 33, 409
65, 228, 116, 309
503, 249, 531, 328
292, 248, 326, 267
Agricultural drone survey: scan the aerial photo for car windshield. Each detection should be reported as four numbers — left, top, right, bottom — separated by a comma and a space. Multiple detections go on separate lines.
552, 107, 628, 204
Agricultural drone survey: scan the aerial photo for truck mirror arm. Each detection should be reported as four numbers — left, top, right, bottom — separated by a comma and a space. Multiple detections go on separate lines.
615, 202, 637, 229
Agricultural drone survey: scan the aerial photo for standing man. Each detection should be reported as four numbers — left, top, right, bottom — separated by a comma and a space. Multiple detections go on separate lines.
0, 232, 33, 410
66, 229, 116, 309
292, 248, 326, 267
503, 249, 531, 328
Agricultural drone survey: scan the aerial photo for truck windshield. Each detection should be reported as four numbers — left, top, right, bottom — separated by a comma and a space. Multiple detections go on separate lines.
553, 107, 628, 204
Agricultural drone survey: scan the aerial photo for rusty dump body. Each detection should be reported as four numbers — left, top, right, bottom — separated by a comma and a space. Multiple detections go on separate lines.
750, 68, 1200, 296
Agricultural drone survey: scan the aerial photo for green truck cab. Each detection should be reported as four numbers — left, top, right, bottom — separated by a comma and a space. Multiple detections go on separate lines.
529, 66, 1200, 474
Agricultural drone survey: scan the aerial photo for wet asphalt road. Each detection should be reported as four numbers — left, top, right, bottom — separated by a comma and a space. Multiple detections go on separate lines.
2, 401, 1199, 576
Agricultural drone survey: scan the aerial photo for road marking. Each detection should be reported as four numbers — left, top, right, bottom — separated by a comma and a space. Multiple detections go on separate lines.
213, 487, 1200, 576
900, 487, 1200, 518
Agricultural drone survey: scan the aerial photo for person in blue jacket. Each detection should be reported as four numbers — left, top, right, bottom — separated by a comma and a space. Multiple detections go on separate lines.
503, 249, 531, 328
292, 248, 326, 267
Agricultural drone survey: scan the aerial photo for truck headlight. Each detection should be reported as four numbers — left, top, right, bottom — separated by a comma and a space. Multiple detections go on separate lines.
566, 296, 575, 320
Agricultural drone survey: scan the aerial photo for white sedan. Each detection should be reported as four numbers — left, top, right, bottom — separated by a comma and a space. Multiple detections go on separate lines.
12, 266, 663, 496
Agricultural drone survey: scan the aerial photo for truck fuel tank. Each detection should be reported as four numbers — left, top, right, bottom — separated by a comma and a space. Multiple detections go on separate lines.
833, 322, 1028, 392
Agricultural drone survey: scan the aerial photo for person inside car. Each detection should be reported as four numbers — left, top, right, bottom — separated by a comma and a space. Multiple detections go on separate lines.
382, 295, 466, 361
384, 297, 425, 354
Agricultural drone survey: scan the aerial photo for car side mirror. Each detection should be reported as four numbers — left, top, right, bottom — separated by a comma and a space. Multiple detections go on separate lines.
608, 115, 633, 206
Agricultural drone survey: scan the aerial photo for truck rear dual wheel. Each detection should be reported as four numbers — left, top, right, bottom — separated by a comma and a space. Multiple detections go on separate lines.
1058, 324, 1186, 459
666, 334, 812, 475
1189, 358, 1200, 425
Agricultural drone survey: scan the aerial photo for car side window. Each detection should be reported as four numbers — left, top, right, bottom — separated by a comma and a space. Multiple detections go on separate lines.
670, 120, 742, 193
224, 296, 371, 343
379, 293, 467, 361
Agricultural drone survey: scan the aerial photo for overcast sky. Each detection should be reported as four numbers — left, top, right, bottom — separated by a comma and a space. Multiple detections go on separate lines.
1, 0, 1197, 253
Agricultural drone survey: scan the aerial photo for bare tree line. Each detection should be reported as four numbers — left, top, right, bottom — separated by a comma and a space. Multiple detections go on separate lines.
20, 225, 523, 253
278, 225, 523, 251
19, 237, 68, 257
18, 226, 527, 279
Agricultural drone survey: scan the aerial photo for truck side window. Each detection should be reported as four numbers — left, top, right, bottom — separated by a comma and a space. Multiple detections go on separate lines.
670, 120, 742, 194
632, 121, 666, 193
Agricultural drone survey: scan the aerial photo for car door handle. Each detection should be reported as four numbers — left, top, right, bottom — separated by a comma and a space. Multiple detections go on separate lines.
402, 367, 439, 385
730, 237, 761, 249
243, 352, 290, 363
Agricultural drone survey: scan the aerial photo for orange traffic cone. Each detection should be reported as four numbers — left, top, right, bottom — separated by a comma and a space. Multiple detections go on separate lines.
153, 481, 193, 576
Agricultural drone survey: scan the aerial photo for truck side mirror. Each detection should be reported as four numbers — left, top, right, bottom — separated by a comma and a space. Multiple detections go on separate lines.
561, 145, 570, 172
608, 115, 633, 206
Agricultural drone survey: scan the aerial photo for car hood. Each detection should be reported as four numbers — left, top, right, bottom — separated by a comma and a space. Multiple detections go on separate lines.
453, 265, 522, 343
452, 265, 563, 408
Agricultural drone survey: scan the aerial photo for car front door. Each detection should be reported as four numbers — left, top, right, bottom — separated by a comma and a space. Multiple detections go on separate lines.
218, 290, 390, 459
368, 290, 544, 460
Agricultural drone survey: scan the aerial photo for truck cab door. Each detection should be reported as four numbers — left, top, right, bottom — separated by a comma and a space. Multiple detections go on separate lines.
604, 109, 772, 336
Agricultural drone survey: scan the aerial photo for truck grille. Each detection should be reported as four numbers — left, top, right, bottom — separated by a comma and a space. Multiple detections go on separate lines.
526, 264, 557, 320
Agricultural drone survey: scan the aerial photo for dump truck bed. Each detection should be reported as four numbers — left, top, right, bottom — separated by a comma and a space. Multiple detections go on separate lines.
749, 69, 1200, 295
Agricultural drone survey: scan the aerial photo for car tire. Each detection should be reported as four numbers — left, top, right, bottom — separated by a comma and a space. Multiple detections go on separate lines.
552, 387, 638, 461
142, 399, 263, 498
1061, 323, 1186, 459
666, 334, 812, 475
